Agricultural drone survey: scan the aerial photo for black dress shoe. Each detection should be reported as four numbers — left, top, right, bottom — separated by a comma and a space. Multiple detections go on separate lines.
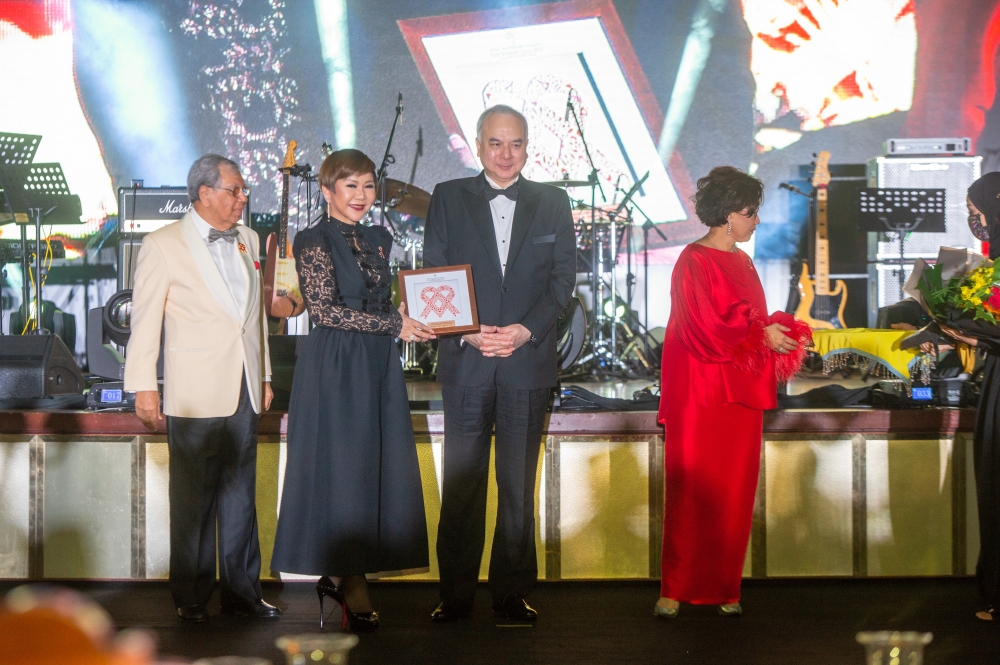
220, 598, 281, 618
431, 599, 472, 623
176, 604, 209, 622
492, 594, 537, 622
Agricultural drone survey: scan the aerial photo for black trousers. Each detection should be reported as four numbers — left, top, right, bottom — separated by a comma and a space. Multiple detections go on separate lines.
436, 375, 550, 603
166, 377, 262, 609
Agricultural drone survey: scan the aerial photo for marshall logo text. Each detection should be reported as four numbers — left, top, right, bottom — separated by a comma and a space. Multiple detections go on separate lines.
158, 199, 192, 215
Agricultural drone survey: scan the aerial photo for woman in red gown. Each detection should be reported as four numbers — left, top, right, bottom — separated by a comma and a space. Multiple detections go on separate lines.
655, 167, 810, 618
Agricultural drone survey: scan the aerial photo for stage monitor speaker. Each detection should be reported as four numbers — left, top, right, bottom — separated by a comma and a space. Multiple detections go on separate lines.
0, 334, 85, 398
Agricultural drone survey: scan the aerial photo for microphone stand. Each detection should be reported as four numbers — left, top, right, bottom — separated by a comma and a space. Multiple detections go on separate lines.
611, 175, 652, 372
640, 210, 668, 368
376, 93, 403, 234
566, 88, 608, 371
779, 181, 816, 312
401, 129, 425, 374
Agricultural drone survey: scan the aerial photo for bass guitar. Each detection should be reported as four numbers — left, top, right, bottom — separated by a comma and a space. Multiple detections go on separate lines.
263, 140, 306, 320
795, 150, 847, 329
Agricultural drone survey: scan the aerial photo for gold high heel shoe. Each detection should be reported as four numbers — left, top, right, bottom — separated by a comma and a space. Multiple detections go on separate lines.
718, 602, 742, 617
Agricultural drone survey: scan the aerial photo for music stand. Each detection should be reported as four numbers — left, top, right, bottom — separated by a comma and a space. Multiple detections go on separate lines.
0, 138, 83, 334
858, 188, 945, 295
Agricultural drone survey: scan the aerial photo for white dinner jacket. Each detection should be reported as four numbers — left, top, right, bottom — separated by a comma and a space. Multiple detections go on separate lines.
123, 211, 271, 417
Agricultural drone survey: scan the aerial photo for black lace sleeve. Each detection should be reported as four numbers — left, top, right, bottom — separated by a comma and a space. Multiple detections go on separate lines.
294, 229, 403, 336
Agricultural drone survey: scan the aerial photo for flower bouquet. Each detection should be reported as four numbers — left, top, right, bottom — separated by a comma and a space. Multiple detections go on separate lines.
904, 246, 1000, 342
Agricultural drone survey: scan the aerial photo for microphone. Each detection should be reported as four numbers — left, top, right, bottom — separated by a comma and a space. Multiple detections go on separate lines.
779, 182, 814, 198
397, 92, 403, 125
564, 88, 573, 122
417, 127, 423, 156
615, 171, 649, 216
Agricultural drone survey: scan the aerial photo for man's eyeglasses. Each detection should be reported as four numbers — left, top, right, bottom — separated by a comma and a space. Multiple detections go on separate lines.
210, 185, 250, 198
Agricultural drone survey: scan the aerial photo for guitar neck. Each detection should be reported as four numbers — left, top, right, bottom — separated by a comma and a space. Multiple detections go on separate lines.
278, 171, 290, 258
814, 187, 831, 295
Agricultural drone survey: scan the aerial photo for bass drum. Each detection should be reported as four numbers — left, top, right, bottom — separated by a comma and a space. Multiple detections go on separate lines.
556, 296, 587, 371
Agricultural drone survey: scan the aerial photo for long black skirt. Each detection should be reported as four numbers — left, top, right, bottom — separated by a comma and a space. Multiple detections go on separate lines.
271, 327, 429, 576
975, 353, 1000, 607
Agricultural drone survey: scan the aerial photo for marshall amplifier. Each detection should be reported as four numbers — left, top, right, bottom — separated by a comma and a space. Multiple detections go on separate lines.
117, 186, 193, 235
116, 185, 251, 288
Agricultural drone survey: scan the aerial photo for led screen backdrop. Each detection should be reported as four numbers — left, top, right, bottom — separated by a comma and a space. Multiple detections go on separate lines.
400, 4, 688, 223
1, 0, 1000, 331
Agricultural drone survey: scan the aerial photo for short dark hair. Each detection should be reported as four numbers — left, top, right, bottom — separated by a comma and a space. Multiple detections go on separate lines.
692, 166, 764, 228
187, 154, 240, 202
318, 148, 377, 191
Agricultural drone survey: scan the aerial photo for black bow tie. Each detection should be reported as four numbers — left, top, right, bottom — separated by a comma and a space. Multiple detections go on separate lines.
484, 181, 518, 202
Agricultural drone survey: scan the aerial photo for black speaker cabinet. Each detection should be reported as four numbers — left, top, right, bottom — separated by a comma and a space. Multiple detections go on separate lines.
0, 334, 85, 398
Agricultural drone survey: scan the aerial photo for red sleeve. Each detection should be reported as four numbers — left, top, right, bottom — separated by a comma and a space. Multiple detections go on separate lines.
769, 311, 813, 382
671, 252, 769, 374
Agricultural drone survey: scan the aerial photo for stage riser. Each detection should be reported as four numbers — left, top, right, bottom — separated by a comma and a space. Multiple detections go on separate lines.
0, 427, 978, 581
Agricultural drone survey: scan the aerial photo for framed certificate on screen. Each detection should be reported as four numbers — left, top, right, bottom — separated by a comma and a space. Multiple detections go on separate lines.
398, 264, 479, 335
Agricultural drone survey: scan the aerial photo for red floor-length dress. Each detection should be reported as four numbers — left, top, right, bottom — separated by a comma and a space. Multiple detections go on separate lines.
658, 244, 809, 604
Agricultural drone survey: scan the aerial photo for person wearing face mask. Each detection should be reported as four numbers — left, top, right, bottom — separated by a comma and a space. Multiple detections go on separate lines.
270, 149, 431, 632
654, 166, 811, 620
936, 171, 1000, 621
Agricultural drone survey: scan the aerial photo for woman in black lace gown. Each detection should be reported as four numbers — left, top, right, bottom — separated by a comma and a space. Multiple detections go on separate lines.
271, 149, 433, 631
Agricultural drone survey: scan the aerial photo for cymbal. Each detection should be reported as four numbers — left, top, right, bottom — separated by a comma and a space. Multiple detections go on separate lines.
543, 179, 592, 188
380, 178, 431, 218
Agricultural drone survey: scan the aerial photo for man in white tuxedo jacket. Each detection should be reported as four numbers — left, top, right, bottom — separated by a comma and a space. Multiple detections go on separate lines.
124, 154, 277, 621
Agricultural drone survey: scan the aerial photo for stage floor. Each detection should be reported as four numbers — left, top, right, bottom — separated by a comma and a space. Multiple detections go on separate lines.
5, 579, 996, 664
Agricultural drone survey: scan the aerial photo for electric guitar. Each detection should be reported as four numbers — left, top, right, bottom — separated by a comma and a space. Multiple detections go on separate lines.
263, 140, 306, 320
795, 150, 848, 329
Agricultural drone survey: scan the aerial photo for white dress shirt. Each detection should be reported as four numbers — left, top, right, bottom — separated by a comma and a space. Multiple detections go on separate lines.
191, 210, 250, 314
485, 173, 517, 275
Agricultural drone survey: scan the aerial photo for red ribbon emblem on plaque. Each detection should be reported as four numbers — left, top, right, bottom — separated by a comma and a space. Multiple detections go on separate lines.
420, 285, 460, 318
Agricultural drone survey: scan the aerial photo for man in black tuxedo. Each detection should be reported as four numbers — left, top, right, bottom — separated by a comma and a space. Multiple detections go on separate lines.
424, 105, 576, 622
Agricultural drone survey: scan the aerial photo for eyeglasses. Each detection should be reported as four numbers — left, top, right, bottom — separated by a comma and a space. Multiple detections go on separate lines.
210, 185, 250, 198
738, 207, 759, 218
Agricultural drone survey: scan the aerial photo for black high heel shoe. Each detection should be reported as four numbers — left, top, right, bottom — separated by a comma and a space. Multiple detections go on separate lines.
315, 576, 380, 632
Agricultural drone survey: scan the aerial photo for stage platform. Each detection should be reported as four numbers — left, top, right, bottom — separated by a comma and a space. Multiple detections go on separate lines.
2, 578, 996, 664
0, 386, 980, 584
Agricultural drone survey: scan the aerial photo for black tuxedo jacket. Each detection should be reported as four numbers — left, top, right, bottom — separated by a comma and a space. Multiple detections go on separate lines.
424, 172, 576, 389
